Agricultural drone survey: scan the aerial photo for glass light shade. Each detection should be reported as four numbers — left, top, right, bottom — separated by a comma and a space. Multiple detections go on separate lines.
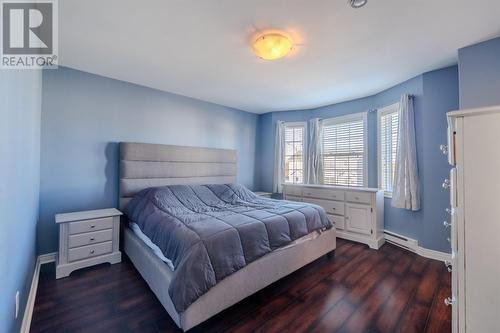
350, 0, 367, 8
252, 33, 293, 60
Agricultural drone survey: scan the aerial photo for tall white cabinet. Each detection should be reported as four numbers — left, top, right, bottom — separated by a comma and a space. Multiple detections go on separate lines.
445, 105, 500, 333
283, 184, 384, 249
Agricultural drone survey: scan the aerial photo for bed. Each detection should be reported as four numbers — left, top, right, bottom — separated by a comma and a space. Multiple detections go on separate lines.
119, 142, 336, 331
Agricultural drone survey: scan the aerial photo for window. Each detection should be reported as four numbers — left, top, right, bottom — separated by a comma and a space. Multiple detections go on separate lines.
322, 112, 367, 187
283, 122, 306, 184
377, 103, 399, 196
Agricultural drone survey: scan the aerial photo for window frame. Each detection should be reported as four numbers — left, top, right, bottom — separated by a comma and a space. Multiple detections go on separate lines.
282, 121, 307, 185
377, 102, 400, 198
321, 111, 368, 187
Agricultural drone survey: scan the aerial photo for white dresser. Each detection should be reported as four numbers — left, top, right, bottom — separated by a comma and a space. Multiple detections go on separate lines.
283, 184, 384, 249
445, 105, 500, 333
55, 208, 122, 279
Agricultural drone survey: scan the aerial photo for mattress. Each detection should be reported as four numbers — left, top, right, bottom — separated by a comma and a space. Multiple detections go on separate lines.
130, 220, 323, 272
130, 222, 174, 270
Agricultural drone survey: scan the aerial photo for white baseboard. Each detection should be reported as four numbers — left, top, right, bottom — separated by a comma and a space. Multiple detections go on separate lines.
38, 252, 57, 265
20, 252, 57, 333
383, 230, 451, 262
416, 247, 451, 262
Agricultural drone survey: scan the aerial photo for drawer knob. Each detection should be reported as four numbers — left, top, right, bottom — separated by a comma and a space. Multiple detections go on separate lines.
444, 296, 455, 306
90, 237, 95, 241
444, 260, 452, 272
90, 249, 95, 254
354, 196, 360, 200
90, 225, 95, 229
440, 144, 448, 155
443, 221, 451, 228
442, 179, 450, 189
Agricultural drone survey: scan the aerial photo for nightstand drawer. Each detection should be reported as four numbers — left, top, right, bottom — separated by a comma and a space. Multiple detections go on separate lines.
69, 229, 113, 248
68, 241, 113, 262
346, 191, 371, 204
68, 217, 113, 235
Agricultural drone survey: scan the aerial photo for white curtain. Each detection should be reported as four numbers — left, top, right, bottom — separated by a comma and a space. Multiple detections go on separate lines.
307, 118, 324, 184
392, 94, 420, 211
273, 121, 285, 193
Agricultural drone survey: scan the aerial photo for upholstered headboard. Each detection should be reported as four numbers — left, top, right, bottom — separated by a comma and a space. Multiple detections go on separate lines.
119, 142, 237, 209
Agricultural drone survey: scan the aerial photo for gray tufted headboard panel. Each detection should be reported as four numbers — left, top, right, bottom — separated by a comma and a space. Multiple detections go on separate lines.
119, 142, 237, 210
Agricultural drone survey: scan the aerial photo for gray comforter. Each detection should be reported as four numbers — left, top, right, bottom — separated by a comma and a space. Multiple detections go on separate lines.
124, 183, 332, 313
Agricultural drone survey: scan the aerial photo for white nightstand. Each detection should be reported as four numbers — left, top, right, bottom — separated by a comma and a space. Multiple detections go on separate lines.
55, 208, 122, 279
254, 191, 273, 198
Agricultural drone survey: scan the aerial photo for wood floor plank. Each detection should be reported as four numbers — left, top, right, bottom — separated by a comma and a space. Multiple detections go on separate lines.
30, 239, 451, 333
338, 274, 399, 333
374, 273, 420, 332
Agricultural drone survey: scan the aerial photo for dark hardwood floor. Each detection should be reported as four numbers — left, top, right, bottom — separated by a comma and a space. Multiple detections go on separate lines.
31, 239, 451, 333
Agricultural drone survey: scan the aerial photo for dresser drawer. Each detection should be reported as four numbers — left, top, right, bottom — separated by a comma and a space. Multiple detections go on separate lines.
284, 186, 302, 196
328, 214, 345, 229
68, 217, 113, 235
68, 229, 113, 248
346, 191, 371, 204
302, 187, 345, 201
68, 241, 113, 262
285, 195, 302, 202
303, 197, 345, 216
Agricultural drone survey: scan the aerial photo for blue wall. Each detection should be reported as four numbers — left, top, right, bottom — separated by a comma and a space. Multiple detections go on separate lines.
256, 66, 458, 252
0, 71, 41, 333
458, 37, 500, 109
38, 67, 258, 254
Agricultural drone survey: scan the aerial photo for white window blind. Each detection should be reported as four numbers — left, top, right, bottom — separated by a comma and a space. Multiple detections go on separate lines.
322, 113, 367, 187
284, 123, 306, 184
378, 104, 399, 195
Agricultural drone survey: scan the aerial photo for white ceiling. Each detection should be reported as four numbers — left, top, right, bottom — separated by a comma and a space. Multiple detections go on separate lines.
59, 0, 500, 113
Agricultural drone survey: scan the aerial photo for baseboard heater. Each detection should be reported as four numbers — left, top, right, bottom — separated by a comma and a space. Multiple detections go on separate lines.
383, 230, 418, 253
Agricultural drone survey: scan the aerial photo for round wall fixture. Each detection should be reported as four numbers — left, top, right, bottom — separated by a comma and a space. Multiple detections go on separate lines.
252, 32, 293, 60
349, 0, 367, 8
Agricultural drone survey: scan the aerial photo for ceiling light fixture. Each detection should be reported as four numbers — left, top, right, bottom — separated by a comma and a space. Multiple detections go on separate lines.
252, 32, 293, 60
349, 0, 367, 8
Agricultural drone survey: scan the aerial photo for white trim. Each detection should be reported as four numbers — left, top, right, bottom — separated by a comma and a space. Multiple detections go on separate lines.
321, 111, 368, 187
377, 102, 399, 198
447, 104, 500, 117
38, 252, 57, 264
20, 252, 57, 333
282, 121, 308, 185
383, 230, 451, 262
416, 247, 452, 262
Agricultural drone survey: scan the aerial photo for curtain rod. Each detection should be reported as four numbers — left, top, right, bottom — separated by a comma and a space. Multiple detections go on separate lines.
369, 94, 414, 113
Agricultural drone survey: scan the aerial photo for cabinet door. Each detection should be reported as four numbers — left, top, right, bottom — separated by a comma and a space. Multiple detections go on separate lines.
345, 203, 372, 235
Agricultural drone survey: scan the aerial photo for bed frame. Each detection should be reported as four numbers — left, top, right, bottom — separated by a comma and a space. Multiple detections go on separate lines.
119, 142, 336, 331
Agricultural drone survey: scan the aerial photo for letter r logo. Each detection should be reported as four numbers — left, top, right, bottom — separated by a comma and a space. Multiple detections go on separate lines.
2, 2, 53, 54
